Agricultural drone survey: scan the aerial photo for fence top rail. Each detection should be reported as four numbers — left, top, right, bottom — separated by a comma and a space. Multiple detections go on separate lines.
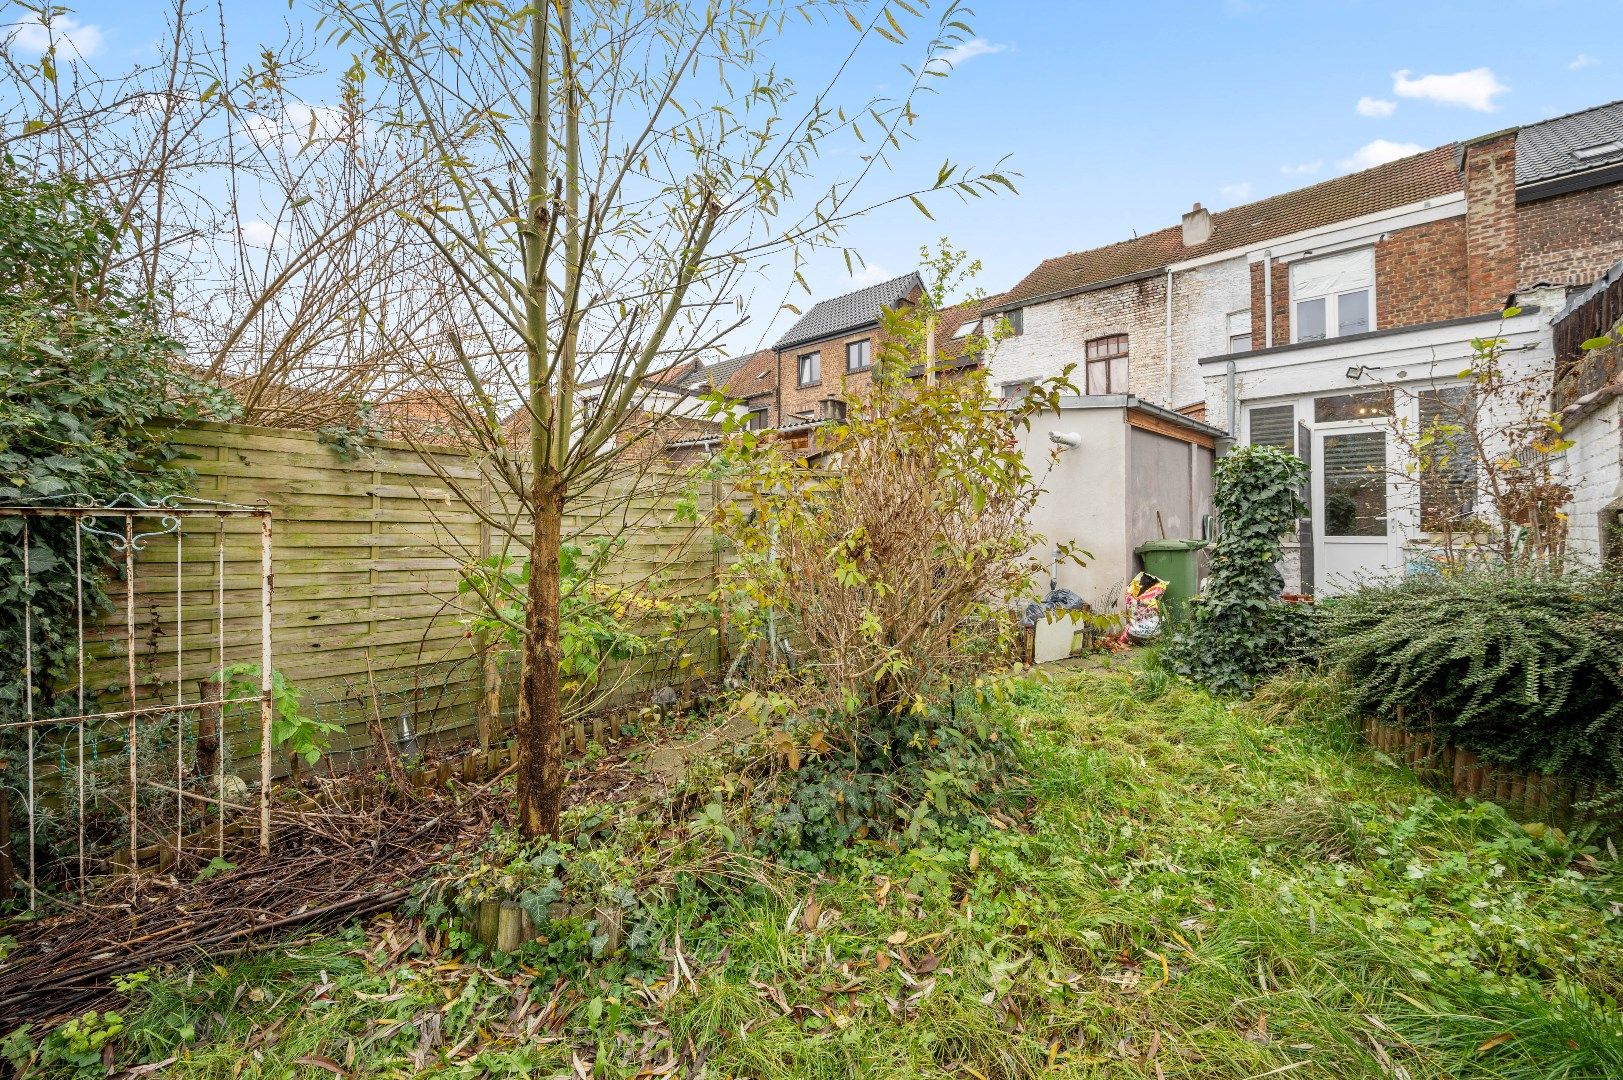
0, 498, 271, 518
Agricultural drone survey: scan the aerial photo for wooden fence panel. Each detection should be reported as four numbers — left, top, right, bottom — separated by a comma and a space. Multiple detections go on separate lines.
80, 421, 718, 770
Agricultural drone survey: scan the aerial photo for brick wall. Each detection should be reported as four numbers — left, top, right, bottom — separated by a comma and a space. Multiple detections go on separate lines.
1375, 216, 1469, 326
1169, 257, 1250, 410
1248, 217, 1471, 348
1247, 259, 1292, 351
1518, 183, 1623, 290
987, 275, 1173, 403
1463, 132, 1519, 313
776, 326, 884, 422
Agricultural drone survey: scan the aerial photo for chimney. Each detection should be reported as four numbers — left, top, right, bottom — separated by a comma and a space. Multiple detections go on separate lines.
1181, 202, 1212, 247
1461, 131, 1519, 314
818, 397, 847, 423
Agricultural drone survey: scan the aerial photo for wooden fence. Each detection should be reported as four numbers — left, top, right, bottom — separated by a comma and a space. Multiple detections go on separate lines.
92, 421, 718, 767
1362, 714, 1614, 833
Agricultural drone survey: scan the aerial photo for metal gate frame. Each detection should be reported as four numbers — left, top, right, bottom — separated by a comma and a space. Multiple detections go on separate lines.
1, 496, 272, 909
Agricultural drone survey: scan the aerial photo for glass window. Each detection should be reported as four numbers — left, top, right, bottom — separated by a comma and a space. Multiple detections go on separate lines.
747, 407, 770, 431
951, 319, 979, 340
1000, 380, 1032, 400
797, 352, 820, 386
1228, 310, 1252, 353
1295, 297, 1327, 342
1314, 389, 1392, 423
1085, 335, 1128, 395
846, 339, 871, 372
1417, 387, 1477, 528
1248, 404, 1295, 451
1322, 430, 1388, 536
1337, 289, 1371, 336
1003, 309, 1024, 336
1290, 248, 1376, 343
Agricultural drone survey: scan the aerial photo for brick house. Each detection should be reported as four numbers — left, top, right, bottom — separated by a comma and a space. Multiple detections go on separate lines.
987, 97, 1623, 594
658, 274, 991, 461
1204, 99, 1623, 593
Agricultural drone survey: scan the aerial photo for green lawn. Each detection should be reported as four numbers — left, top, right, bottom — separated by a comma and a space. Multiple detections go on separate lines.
22, 660, 1623, 1078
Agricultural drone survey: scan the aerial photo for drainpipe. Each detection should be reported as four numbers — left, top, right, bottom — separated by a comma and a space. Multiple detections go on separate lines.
1225, 359, 1239, 444
1163, 267, 1175, 403
1262, 249, 1274, 349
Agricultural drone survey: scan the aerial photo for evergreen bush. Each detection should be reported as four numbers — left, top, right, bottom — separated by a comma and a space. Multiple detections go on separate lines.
1321, 567, 1623, 782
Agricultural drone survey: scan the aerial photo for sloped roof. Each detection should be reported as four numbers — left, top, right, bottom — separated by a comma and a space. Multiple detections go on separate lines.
774, 272, 923, 349
991, 144, 1462, 311
1517, 99, 1623, 186
719, 348, 777, 401
688, 353, 748, 388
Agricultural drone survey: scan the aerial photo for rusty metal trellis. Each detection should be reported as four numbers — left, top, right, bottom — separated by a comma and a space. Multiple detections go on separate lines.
1, 497, 273, 910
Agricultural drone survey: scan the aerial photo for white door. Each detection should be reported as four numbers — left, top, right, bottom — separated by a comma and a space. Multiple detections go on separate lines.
1312, 425, 1396, 596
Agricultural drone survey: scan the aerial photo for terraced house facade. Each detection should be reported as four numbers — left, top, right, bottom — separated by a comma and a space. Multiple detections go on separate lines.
982, 98, 1623, 595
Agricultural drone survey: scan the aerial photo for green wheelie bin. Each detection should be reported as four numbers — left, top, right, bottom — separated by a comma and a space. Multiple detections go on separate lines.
1134, 539, 1208, 624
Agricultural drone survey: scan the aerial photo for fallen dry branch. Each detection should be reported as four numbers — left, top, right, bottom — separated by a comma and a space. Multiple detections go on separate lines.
0, 786, 506, 1031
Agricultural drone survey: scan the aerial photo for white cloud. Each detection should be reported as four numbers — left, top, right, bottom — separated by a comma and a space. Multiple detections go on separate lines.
238, 220, 278, 250
927, 38, 1006, 71
1219, 182, 1254, 202
1391, 67, 1508, 112
1340, 139, 1425, 171
242, 102, 354, 154
1569, 53, 1599, 71
6, 13, 103, 58
847, 263, 894, 288
1281, 159, 1323, 176
1356, 96, 1397, 118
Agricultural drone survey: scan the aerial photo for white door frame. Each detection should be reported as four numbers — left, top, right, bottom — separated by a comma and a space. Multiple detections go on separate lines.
1311, 420, 1401, 595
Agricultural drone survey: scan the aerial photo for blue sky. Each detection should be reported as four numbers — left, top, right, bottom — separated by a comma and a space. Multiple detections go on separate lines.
11, 0, 1622, 356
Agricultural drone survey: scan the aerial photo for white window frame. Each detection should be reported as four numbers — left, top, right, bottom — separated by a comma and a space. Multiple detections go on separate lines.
1289, 248, 1377, 344
1227, 310, 1252, 353
1244, 402, 1295, 451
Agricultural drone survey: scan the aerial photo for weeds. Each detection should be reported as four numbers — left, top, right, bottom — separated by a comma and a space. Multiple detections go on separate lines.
16, 663, 1623, 1078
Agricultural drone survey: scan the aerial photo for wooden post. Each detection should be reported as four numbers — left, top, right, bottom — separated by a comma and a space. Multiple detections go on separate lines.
475, 630, 500, 752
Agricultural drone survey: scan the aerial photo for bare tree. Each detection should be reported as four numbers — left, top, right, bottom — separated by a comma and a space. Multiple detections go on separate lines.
2, 1, 446, 427
1387, 313, 1573, 568
326, 0, 1016, 837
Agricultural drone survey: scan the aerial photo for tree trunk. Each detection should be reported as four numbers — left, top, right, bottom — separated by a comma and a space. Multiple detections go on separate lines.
518, 467, 566, 838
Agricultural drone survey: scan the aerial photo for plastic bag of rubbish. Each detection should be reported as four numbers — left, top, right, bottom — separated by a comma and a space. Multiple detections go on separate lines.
1121, 572, 1167, 643
1020, 588, 1086, 627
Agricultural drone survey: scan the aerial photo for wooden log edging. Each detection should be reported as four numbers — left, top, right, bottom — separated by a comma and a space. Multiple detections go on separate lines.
1359, 715, 1610, 832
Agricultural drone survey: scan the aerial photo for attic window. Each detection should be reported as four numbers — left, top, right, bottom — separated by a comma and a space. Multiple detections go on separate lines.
1572, 140, 1623, 161
951, 319, 979, 340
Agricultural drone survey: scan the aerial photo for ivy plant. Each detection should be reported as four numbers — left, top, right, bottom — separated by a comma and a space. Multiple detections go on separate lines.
1, 162, 231, 723
1164, 444, 1310, 695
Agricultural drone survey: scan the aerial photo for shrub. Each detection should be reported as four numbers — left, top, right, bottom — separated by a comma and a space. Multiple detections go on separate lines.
710, 246, 1076, 724
1321, 567, 1623, 781
1164, 444, 1309, 695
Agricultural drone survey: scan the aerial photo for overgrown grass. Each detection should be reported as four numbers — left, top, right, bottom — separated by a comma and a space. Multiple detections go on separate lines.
17, 658, 1623, 1078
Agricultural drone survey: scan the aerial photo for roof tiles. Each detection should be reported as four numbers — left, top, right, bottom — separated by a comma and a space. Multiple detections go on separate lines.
992, 144, 1462, 309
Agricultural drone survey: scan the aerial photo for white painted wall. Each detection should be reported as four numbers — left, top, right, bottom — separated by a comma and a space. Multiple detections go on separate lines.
1563, 396, 1622, 564
1199, 310, 1555, 592
1169, 256, 1251, 412
1016, 405, 1129, 613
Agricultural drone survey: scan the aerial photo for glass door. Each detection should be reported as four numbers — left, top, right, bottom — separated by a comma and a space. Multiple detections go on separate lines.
1312, 426, 1395, 595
